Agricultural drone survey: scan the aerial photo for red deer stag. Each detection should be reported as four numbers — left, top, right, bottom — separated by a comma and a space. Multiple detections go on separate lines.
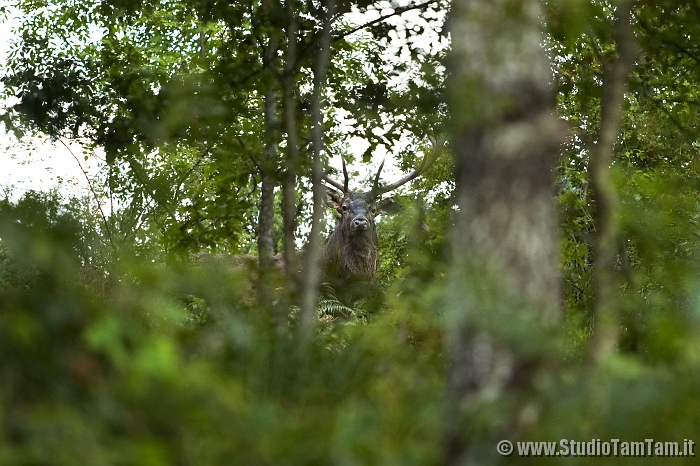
320, 139, 442, 305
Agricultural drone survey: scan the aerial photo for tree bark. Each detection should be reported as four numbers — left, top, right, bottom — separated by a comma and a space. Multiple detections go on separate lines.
444, 0, 566, 463
589, 0, 637, 364
300, 0, 336, 334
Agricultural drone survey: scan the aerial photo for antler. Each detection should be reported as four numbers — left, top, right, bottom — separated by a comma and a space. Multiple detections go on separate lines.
341, 155, 349, 192
372, 157, 386, 193
374, 136, 444, 195
323, 155, 350, 193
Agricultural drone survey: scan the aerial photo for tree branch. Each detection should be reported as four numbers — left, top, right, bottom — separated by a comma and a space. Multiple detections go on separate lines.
634, 13, 700, 66
60, 139, 115, 251
332, 0, 440, 43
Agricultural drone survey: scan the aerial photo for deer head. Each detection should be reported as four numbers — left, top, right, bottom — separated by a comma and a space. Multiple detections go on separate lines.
320, 138, 442, 304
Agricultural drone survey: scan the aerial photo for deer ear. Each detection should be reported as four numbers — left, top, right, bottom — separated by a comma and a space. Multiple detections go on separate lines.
377, 197, 402, 215
324, 187, 343, 212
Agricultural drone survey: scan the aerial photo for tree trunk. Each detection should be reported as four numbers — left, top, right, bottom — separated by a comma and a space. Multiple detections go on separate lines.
300, 0, 336, 334
258, 88, 278, 271
257, 26, 280, 306
444, 0, 566, 463
589, 0, 637, 364
282, 0, 300, 296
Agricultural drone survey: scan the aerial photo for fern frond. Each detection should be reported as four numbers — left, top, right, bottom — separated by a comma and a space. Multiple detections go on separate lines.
317, 298, 354, 318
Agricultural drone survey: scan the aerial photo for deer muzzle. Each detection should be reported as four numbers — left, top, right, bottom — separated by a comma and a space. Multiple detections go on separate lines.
352, 217, 369, 231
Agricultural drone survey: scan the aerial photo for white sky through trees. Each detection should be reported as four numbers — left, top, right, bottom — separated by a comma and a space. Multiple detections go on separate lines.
0, 1, 445, 200
0, 5, 98, 200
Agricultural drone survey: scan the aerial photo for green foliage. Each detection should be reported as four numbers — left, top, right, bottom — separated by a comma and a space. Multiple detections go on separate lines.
3, 0, 700, 464
0, 192, 446, 465
553, 0, 700, 366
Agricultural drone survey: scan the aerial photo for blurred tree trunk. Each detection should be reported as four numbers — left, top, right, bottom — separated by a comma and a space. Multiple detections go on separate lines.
589, 0, 637, 364
444, 0, 565, 463
300, 0, 336, 334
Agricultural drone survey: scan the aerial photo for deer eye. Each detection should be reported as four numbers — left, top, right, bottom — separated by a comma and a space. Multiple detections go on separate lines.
341, 205, 348, 212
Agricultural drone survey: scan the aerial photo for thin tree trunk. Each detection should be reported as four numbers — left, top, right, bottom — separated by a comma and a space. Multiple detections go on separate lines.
589, 0, 637, 364
257, 16, 280, 305
282, 0, 299, 296
444, 0, 565, 463
300, 0, 336, 334
258, 90, 278, 271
